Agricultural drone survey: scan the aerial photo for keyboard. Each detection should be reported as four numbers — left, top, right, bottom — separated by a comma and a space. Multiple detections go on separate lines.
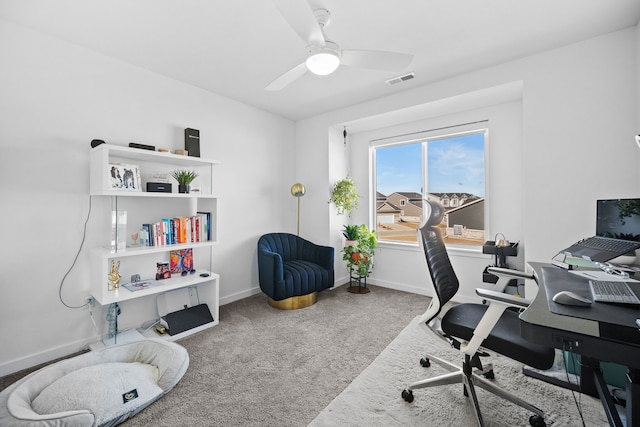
576, 236, 640, 253
589, 280, 640, 304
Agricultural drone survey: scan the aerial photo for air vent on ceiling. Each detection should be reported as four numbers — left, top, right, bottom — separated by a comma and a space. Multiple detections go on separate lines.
385, 72, 415, 85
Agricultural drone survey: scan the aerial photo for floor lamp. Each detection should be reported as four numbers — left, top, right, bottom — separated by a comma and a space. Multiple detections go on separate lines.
291, 183, 306, 235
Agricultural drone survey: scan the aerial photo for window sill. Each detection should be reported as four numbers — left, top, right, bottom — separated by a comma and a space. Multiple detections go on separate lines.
378, 241, 489, 259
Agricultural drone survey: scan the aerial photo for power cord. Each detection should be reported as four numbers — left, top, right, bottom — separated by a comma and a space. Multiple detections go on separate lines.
564, 341, 586, 427
58, 195, 92, 309
88, 303, 100, 340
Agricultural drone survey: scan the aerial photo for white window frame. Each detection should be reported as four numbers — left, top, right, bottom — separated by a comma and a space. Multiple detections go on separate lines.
370, 122, 489, 249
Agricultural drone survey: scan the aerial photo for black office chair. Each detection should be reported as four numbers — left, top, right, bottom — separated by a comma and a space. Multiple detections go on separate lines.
401, 200, 555, 427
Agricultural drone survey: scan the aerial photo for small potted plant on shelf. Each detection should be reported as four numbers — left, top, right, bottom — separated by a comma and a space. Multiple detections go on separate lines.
171, 169, 199, 194
342, 224, 360, 246
329, 176, 359, 216
342, 224, 378, 277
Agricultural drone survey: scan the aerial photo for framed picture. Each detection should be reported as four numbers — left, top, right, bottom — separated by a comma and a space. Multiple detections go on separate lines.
156, 262, 171, 280
170, 248, 194, 274
109, 163, 142, 191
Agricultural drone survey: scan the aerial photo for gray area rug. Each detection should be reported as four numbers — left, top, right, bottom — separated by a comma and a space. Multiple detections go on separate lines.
310, 316, 609, 427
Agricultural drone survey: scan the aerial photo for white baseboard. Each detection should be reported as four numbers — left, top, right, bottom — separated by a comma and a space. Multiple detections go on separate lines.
0, 337, 94, 378
363, 277, 431, 297
220, 286, 261, 306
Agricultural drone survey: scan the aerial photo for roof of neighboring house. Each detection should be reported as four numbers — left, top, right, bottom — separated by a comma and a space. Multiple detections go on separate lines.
430, 192, 481, 200
391, 191, 423, 200
445, 197, 485, 214
376, 201, 402, 212
376, 191, 387, 200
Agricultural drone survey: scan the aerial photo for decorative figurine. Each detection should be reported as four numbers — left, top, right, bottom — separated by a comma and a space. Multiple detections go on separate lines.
108, 260, 121, 290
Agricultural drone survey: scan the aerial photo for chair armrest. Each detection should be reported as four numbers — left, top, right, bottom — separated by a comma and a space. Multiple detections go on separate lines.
257, 248, 284, 286
476, 288, 531, 308
459, 288, 530, 356
302, 242, 334, 271
486, 267, 535, 281
315, 245, 334, 270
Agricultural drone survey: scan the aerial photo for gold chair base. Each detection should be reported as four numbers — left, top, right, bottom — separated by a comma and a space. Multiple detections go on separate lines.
267, 292, 318, 310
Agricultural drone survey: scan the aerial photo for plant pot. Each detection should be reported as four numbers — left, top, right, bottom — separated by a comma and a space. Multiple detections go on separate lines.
345, 239, 357, 247
178, 184, 190, 194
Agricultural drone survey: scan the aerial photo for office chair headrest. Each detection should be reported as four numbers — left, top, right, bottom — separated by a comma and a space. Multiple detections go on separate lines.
421, 199, 445, 227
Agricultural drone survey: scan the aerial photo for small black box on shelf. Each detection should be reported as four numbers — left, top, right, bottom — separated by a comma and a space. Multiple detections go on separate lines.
147, 182, 172, 193
184, 128, 200, 157
129, 142, 156, 151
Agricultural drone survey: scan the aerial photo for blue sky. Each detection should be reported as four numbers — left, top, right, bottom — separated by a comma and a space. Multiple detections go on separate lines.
376, 132, 485, 197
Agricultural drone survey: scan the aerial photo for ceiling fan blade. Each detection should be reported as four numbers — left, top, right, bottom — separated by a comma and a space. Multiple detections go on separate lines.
265, 62, 308, 91
341, 50, 414, 71
272, 0, 325, 45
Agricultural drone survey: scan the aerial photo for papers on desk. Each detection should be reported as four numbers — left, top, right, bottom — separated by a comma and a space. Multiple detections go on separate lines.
570, 270, 639, 282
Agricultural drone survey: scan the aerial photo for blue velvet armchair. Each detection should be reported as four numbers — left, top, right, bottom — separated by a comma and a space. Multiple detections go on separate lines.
257, 233, 334, 308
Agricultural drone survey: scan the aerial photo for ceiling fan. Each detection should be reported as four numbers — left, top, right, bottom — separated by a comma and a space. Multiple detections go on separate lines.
265, 0, 414, 91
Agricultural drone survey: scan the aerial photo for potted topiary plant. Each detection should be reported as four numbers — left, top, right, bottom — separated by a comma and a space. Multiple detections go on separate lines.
329, 176, 359, 216
171, 169, 199, 193
342, 224, 378, 278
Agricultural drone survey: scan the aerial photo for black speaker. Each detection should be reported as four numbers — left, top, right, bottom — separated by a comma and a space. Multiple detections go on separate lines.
91, 139, 105, 148
185, 128, 200, 157
147, 182, 172, 193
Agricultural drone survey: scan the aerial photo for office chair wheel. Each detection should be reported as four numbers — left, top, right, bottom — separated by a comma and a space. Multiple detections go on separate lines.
529, 414, 546, 426
401, 389, 414, 403
419, 357, 431, 367
483, 369, 495, 379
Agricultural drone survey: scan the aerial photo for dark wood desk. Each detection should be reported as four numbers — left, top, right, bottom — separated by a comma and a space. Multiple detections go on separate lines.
521, 262, 640, 426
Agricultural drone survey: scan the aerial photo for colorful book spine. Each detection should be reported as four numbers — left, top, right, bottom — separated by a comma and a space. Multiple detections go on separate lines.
137, 211, 212, 248
197, 211, 211, 241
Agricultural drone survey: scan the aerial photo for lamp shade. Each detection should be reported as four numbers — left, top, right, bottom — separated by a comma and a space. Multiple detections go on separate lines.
291, 183, 306, 197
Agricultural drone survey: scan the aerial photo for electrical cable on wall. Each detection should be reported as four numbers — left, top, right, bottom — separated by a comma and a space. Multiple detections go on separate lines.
59, 195, 93, 309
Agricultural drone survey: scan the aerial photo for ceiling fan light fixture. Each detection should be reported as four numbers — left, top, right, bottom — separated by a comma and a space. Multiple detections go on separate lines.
306, 43, 340, 75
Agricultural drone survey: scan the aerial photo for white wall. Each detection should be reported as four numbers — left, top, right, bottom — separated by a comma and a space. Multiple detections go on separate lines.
347, 100, 523, 296
0, 19, 295, 375
296, 27, 639, 301
1, 18, 638, 377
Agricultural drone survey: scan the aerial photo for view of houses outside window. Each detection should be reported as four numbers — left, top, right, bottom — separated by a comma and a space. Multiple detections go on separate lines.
374, 131, 486, 245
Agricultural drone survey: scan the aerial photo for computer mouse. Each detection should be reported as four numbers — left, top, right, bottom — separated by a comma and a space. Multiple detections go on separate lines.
552, 291, 592, 307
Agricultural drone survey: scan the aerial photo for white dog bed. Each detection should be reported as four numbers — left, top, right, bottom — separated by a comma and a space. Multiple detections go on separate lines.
0, 339, 189, 427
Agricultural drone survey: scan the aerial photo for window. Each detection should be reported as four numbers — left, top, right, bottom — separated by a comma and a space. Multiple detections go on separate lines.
373, 129, 486, 246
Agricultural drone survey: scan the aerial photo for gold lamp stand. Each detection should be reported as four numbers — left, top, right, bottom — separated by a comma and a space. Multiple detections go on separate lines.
291, 183, 306, 235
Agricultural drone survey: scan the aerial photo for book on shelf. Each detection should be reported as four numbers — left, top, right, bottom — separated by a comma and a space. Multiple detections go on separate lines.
138, 213, 211, 247
197, 211, 211, 241
142, 223, 153, 246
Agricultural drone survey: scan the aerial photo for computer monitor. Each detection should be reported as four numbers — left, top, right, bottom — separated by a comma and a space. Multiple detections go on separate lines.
596, 198, 640, 243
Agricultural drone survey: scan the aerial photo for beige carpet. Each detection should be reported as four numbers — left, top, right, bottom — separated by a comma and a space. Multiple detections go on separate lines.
309, 316, 610, 427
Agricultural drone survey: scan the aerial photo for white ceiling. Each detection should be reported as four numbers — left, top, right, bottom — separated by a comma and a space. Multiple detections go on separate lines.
1, 0, 639, 121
